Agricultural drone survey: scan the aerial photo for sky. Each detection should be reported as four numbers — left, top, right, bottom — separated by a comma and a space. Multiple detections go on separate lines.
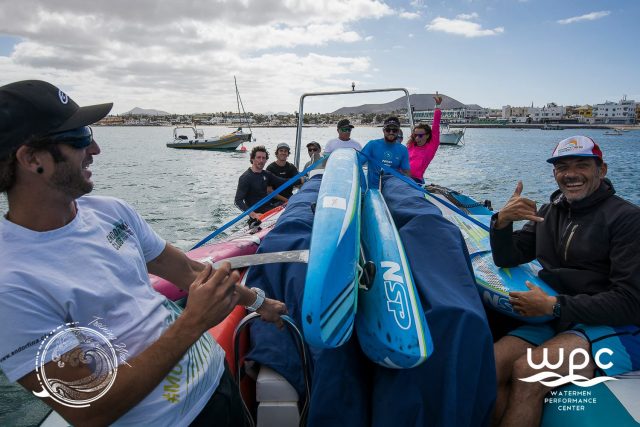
0, 0, 638, 114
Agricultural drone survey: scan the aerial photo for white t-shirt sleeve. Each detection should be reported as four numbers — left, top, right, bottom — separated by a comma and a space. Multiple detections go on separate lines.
0, 290, 79, 382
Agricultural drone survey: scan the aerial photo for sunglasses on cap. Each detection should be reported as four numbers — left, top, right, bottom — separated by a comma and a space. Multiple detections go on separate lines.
44, 126, 94, 149
384, 127, 400, 133
338, 127, 352, 132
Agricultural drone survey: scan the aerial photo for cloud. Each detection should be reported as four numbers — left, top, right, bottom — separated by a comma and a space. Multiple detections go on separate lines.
399, 11, 421, 20
426, 14, 504, 38
456, 13, 479, 20
0, 0, 392, 113
557, 11, 610, 25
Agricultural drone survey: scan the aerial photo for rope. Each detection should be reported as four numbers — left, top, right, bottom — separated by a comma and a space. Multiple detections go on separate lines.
191, 154, 328, 250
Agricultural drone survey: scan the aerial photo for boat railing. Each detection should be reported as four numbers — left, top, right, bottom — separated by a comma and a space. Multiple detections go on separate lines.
293, 87, 413, 168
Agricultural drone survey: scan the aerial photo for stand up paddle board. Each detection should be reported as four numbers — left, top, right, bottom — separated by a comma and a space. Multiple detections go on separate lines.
357, 189, 433, 368
302, 148, 361, 348
425, 191, 557, 323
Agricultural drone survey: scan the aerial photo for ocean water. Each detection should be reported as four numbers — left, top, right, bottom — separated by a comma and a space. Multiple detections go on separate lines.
1, 126, 639, 425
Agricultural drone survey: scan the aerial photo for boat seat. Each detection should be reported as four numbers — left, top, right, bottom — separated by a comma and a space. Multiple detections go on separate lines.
256, 366, 299, 427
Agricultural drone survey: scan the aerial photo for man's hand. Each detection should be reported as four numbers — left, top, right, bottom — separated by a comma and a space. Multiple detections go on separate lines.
434, 94, 443, 106
509, 281, 556, 317
494, 181, 544, 229
256, 298, 288, 329
182, 262, 240, 335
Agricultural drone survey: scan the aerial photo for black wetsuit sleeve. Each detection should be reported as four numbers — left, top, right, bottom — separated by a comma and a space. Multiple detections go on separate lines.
234, 173, 250, 212
489, 212, 537, 267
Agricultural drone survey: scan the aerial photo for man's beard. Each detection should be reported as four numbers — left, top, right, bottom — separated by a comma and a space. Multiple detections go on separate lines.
50, 159, 93, 199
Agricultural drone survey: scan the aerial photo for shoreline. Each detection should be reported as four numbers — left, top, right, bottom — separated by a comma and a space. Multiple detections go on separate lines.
94, 123, 640, 130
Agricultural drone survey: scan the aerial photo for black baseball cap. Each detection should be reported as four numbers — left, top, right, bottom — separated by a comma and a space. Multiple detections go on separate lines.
0, 80, 113, 157
337, 119, 354, 129
306, 141, 321, 150
383, 116, 401, 128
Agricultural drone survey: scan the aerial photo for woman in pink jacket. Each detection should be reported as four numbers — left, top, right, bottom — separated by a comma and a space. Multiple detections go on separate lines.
407, 95, 442, 183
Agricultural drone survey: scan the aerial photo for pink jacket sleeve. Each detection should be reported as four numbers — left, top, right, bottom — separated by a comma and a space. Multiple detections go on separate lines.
419, 108, 441, 172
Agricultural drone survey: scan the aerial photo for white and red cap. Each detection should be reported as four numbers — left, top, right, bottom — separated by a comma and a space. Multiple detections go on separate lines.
547, 136, 603, 164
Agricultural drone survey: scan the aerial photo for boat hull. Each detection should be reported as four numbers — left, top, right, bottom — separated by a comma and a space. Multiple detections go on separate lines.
440, 130, 464, 145
166, 132, 251, 150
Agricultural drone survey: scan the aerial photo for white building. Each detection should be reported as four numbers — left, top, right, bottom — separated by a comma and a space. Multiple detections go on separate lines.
592, 97, 636, 124
526, 103, 565, 123
414, 105, 490, 122
502, 105, 528, 123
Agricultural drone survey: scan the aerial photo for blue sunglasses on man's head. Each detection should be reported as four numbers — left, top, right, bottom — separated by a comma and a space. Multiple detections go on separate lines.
45, 126, 94, 149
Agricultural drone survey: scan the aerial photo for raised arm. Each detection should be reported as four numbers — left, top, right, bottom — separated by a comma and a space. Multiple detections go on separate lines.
490, 181, 543, 267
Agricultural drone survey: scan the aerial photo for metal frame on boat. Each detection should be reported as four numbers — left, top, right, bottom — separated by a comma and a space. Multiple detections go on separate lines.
293, 87, 414, 168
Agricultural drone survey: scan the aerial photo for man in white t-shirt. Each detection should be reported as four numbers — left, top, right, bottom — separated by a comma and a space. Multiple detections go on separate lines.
0, 80, 286, 426
324, 118, 362, 154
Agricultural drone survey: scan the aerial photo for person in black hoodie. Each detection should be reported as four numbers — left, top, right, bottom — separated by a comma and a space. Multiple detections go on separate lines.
490, 136, 640, 427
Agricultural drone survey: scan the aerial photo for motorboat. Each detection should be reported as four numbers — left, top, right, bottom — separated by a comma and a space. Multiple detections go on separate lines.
167, 77, 253, 151
604, 129, 624, 136
541, 123, 565, 130
166, 126, 251, 150
440, 124, 465, 145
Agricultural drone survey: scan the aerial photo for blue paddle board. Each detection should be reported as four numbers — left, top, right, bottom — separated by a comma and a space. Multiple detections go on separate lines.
425, 191, 557, 323
302, 148, 361, 348
357, 189, 433, 368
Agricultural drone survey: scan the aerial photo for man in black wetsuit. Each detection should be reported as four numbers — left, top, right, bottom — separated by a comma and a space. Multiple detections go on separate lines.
234, 146, 287, 223
266, 142, 301, 200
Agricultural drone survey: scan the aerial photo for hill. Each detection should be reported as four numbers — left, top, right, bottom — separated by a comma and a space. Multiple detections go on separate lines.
123, 107, 171, 116
332, 94, 475, 114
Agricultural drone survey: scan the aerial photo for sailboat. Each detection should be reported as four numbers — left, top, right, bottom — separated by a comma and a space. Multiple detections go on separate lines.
166, 77, 253, 151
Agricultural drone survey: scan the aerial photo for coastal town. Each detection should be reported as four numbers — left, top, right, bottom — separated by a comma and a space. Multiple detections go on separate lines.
97, 94, 639, 129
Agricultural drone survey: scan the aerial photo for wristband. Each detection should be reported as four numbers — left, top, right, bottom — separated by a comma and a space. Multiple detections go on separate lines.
245, 287, 266, 312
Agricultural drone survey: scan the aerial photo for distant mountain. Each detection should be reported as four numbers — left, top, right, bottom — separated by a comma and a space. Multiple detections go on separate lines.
123, 107, 171, 116
331, 94, 476, 114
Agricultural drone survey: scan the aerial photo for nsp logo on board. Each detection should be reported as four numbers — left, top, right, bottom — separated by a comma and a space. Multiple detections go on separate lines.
381, 261, 411, 330
482, 290, 513, 313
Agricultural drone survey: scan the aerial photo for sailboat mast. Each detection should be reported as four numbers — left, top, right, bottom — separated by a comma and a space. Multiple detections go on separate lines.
234, 76, 252, 135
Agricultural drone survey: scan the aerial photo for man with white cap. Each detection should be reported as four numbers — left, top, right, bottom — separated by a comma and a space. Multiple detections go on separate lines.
490, 136, 640, 426
0, 80, 286, 426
